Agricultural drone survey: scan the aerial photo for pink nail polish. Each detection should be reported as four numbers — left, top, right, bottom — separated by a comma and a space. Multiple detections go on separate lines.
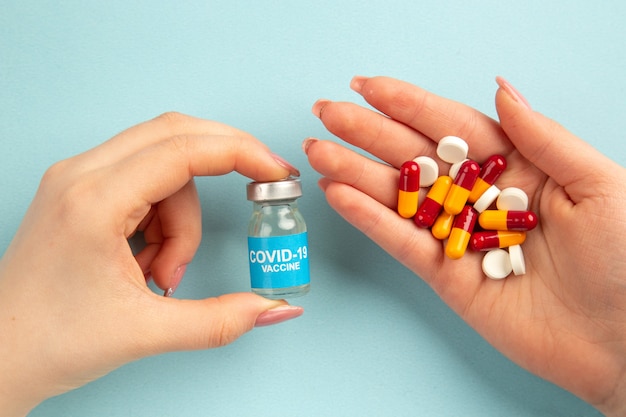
302, 138, 318, 155
254, 305, 304, 327
271, 153, 300, 177
312, 99, 330, 118
350, 75, 369, 93
163, 264, 187, 297
496, 76, 532, 110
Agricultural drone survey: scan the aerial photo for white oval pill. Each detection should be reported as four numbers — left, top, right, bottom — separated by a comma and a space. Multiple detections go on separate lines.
437, 136, 469, 164
473, 184, 500, 213
448, 158, 468, 180
412, 156, 439, 187
497, 187, 529, 211
482, 249, 512, 280
508, 244, 526, 275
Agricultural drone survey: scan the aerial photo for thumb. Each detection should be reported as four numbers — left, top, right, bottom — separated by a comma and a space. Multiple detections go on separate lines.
495, 77, 609, 199
142, 293, 303, 353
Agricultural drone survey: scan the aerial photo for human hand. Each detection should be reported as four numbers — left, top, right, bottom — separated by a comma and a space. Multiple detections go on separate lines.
0, 112, 303, 417
304, 76, 626, 415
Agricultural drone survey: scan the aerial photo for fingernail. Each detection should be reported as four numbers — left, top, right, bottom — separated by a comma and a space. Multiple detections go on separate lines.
317, 177, 331, 192
163, 264, 187, 297
254, 305, 304, 327
350, 75, 369, 93
302, 137, 318, 155
496, 76, 532, 110
271, 153, 300, 177
312, 99, 331, 119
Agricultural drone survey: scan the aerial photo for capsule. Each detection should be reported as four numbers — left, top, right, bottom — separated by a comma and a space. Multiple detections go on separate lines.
445, 205, 478, 259
470, 230, 526, 251
468, 155, 507, 203
397, 161, 420, 218
431, 211, 455, 240
414, 175, 452, 228
478, 210, 538, 231
443, 160, 480, 215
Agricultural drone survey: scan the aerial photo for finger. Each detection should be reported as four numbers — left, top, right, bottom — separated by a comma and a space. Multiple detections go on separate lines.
138, 294, 303, 354
304, 138, 398, 208
350, 76, 513, 161
320, 178, 486, 312
320, 179, 443, 278
98, 134, 292, 224
494, 77, 620, 202
144, 180, 202, 294
72, 112, 254, 172
312, 99, 436, 169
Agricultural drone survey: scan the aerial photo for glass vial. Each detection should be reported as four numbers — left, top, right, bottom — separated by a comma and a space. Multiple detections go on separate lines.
247, 177, 310, 299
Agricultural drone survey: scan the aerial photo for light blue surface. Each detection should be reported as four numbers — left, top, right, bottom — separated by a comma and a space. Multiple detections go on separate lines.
1, 1, 624, 416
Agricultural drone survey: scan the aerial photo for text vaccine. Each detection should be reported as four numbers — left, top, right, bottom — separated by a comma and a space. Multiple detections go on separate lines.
246, 177, 310, 299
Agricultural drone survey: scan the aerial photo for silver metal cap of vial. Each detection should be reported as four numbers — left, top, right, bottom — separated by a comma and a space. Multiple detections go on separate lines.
246, 177, 302, 202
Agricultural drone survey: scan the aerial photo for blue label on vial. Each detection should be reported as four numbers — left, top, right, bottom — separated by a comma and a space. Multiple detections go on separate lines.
248, 232, 310, 289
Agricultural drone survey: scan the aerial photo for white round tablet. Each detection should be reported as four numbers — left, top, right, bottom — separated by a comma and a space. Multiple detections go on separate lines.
473, 184, 501, 213
482, 249, 512, 280
437, 136, 469, 164
412, 156, 439, 187
497, 187, 529, 211
508, 244, 526, 275
448, 158, 468, 180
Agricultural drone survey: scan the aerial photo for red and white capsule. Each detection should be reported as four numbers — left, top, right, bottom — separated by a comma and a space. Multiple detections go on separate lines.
468, 155, 507, 203
397, 161, 420, 218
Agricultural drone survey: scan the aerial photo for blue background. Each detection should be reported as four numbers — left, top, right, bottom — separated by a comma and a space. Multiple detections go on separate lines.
1, 1, 624, 416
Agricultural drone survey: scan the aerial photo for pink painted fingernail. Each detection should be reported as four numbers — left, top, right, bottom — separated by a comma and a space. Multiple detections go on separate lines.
350, 75, 369, 93
302, 137, 318, 155
496, 76, 532, 110
254, 305, 304, 327
312, 99, 331, 118
271, 153, 300, 177
163, 264, 187, 297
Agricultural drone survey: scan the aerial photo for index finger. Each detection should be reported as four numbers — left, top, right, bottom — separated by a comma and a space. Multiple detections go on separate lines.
71, 112, 269, 174
350, 76, 514, 161
117, 134, 292, 205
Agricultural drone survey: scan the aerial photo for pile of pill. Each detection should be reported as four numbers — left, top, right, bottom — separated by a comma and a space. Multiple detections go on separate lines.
397, 136, 538, 280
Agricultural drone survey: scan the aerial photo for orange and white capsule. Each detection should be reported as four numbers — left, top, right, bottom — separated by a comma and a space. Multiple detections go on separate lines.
431, 211, 455, 240
445, 205, 478, 259
470, 230, 526, 251
468, 155, 507, 203
478, 210, 538, 231
397, 161, 420, 218
414, 175, 452, 228
443, 160, 480, 215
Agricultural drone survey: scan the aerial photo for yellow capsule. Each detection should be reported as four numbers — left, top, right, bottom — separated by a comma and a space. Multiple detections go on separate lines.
414, 175, 452, 228
467, 177, 490, 203
397, 161, 420, 218
467, 155, 507, 203
398, 190, 419, 219
478, 210, 538, 231
470, 231, 526, 251
443, 160, 479, 215
431, 211, 455, 240
445, 206, 478, 259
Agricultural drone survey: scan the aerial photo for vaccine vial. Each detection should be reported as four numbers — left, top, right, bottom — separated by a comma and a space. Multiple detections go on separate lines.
246, 177, 310, 299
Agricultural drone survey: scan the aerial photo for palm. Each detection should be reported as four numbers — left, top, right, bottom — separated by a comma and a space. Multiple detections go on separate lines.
307, 76, 626, 410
